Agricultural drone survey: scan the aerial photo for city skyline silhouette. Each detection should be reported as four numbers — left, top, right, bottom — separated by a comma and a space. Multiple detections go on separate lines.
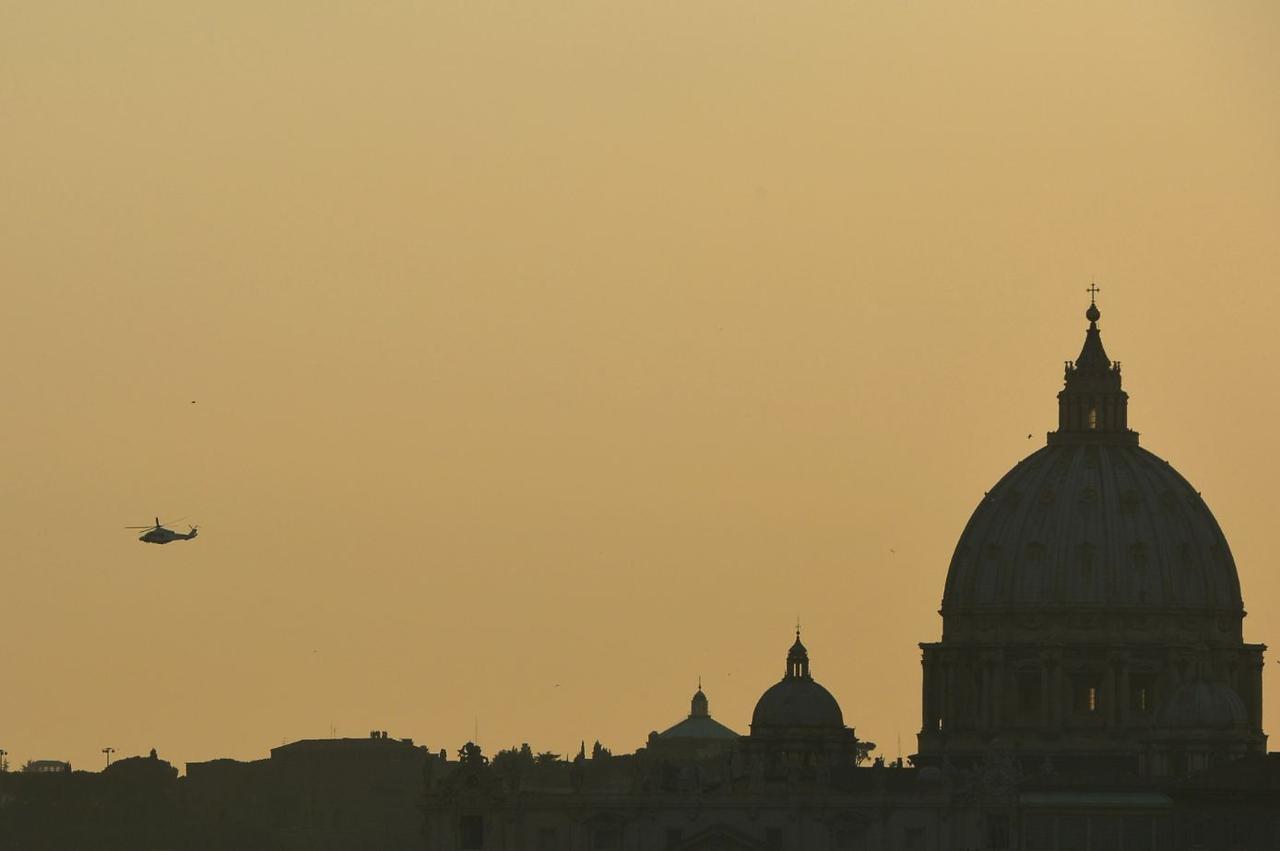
3, 3, 1279, 787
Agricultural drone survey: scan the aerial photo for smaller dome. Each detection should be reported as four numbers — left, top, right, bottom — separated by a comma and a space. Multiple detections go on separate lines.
1156, 681, 1248, 730
752, 678, 844, 729
656, 684, 738, 741
750, 631, 846, 731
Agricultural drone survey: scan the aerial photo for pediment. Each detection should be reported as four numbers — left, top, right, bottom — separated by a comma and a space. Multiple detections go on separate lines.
673, 823, 766, 851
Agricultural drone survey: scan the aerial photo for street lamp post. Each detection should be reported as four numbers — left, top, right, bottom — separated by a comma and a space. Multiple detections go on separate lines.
102, 747, 114, 768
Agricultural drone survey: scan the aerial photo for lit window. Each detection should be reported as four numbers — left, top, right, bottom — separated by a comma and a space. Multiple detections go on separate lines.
1088, 407, 1098, 429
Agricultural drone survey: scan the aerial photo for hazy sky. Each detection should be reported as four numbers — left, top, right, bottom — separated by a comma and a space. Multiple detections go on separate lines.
3, 2, 1278, 771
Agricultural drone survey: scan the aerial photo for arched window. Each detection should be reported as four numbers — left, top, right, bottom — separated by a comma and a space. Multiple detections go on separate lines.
1088, 406, 1098, 430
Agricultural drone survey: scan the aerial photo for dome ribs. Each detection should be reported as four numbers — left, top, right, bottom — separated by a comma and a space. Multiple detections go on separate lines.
942, 444, 1245, 624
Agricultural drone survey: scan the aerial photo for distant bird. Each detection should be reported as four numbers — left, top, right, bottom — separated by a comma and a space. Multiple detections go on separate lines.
554, 683, 560, 688
890, 548, 896, 554
191, 401, 197, 404
1027, 434, 1032, 439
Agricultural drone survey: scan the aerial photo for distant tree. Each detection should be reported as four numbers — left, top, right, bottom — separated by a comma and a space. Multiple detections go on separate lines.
491, 744, 535, 774
591, 741, 612, 760
855, 741, 877, 766
457, 742, 487, 768
534, 751, 560, 766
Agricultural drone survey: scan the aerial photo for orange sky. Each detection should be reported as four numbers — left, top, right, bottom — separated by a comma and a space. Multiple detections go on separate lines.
2, 2, 1278, 771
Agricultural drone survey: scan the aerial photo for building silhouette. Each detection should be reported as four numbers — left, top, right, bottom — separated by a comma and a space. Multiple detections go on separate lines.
415, 300, 1276, 850
21, 760, 71, 774
183, 733, 431, 850
2, 299, 1277, 850
917, 299, 1266, 777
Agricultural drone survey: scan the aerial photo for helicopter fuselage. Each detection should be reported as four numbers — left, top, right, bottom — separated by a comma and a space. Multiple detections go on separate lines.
140, 527, 198, 544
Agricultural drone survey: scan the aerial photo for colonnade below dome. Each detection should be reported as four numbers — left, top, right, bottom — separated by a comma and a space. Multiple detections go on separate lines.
915, 639, 1265, 775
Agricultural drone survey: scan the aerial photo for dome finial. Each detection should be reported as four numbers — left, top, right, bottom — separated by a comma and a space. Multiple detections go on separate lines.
1086, 281, 1101, 323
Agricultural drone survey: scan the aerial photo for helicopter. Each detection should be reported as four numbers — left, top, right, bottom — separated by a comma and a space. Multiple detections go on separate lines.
126, 517, 199, 545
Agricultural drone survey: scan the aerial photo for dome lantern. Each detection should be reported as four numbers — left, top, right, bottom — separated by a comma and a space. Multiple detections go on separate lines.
786, 627, 811, 680
1048, 287, 1138, 446
690, 678, 709, 718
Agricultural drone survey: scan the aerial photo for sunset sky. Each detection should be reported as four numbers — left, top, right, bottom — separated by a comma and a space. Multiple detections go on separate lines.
3, 2, 1278, 771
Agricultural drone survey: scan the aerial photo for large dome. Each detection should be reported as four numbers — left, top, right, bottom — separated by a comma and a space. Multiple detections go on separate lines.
918, 296, 1266, 774
942, 443, 1242, 615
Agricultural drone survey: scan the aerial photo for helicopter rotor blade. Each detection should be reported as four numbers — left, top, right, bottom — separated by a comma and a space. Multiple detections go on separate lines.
126, 515, 188, 530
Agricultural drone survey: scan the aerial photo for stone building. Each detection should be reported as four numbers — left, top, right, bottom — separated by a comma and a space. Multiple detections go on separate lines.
917, 297, 1266, 779
420, 298, 1274, 851
422, 636, 955, 851
183, 732, 432, 850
